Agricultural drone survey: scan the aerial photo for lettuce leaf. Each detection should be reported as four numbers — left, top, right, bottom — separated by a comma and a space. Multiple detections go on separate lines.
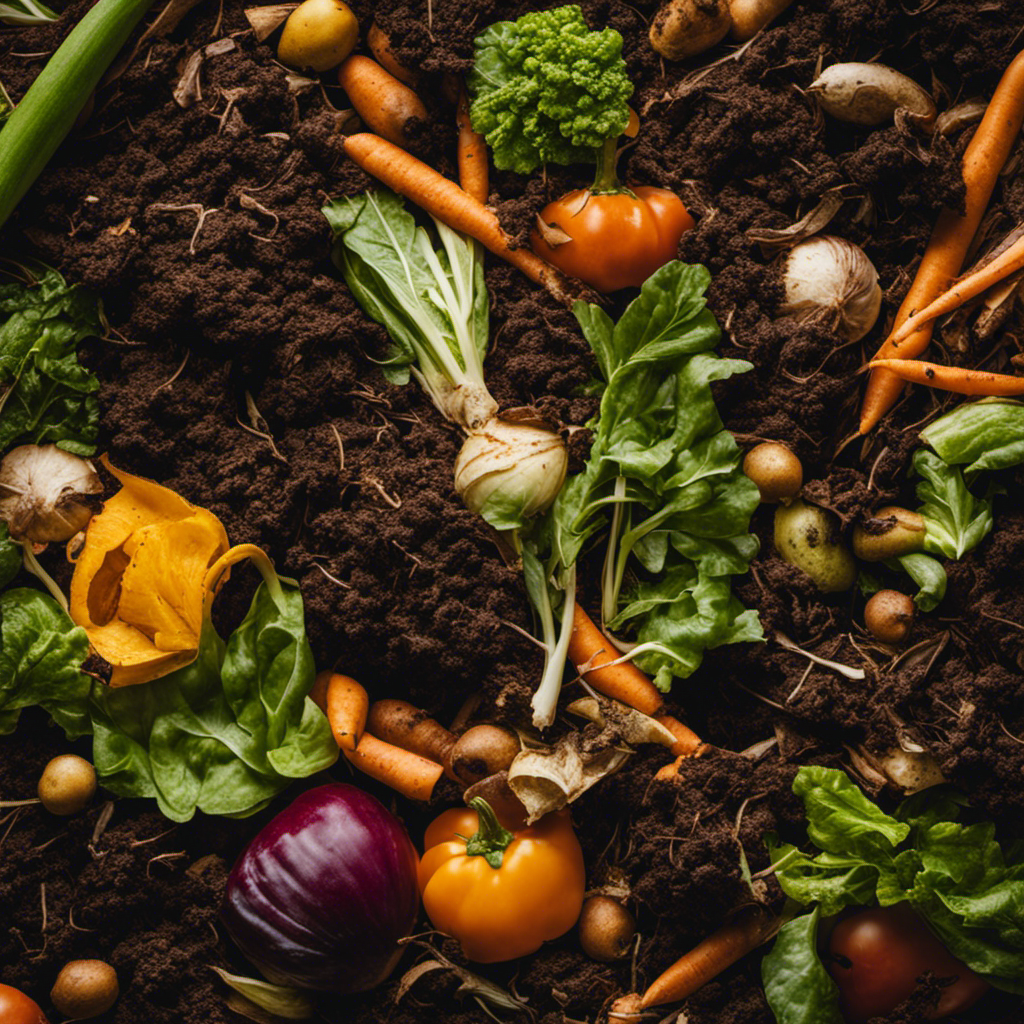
0, 264, 101, 454
920, 400, 1024, 474
914, 450, 993, 561
762, 909, 843, 1024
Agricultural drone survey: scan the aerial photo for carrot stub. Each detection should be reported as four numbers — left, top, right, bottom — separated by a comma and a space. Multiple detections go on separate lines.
340, 132, 581, 307
456, 86, 489, 205
342, 731, 444, 801
639, 907, 781, 1008
869, 358, 1024, 396
324, 673, 369, 751
859, 48, 1024, 434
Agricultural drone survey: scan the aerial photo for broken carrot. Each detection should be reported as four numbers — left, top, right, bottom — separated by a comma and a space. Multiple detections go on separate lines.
337, 55, 427, 150
456, 86, 489, 205
342, 731, 444, 801
367, 698, 457, 775
568, 604, 664, 717
654, 714, 708, 758
869, 358, 1024, 396
890, 231, 1024, 343
325, 673, 369, 751
859, 48, 1024, 434
341, 132, 581, 307
639, 907, 781, 1008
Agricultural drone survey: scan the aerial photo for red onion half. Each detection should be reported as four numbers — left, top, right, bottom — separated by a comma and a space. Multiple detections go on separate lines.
221, 783, 420, 993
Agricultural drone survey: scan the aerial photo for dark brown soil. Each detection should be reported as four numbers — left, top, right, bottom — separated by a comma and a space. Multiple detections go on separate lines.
2, 1, 1024, 1023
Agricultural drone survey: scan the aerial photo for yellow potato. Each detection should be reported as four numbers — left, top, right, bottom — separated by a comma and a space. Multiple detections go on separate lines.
278, 0, 358, 73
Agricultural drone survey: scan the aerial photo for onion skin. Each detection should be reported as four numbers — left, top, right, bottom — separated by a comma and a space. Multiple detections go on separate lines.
221, 783, 420, 993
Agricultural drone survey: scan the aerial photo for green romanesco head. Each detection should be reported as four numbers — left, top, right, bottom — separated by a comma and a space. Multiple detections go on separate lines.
468, 5, 633, 175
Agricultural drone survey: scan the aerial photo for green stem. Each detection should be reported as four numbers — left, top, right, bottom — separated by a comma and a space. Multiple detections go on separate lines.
21, 542, 68, 613
465, 797, 515, 869
591, 136, 630, 195
0, 0, 157, 229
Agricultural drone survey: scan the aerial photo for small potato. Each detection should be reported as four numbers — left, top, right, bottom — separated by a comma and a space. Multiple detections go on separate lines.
579, 896, 636, 962
852, 506, 925, 562
865, 589, 915, 645
809, 62, 936, 127
774, 499, 856, 593
728, 0, 794, 41
37, 754, 96, 816
449, 724, 521, 785
277, 0, 358, 73
51, 960, 118, 1020
337, 55, 429, 149
649, 0, 732, 61
743, 442, 802, 504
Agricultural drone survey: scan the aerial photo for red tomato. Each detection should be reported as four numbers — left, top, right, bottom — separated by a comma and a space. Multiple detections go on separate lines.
0, 983, 49, 1024
826, 905, 990, 1022
530, 186, 695, 293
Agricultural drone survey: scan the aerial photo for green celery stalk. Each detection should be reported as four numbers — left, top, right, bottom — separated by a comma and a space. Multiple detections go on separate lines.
0, 0, 155, 229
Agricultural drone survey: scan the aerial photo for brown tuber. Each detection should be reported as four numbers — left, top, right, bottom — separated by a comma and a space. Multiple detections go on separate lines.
743, 442, 802, 504
853, 506, 925, 562
728, 0, 794, 40
649, 0, 731, 61
37, 754, 96, 816
774, 499, 856, 593
579, 896, 636, 962
50, 960, 118, 1020
367, 699, 456, 771
865, 590, 915, 645
448, 724, 521, 785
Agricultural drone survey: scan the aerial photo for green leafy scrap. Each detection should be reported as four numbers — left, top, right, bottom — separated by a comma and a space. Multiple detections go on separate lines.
468, 4, 633, 174
762, 909, 844, 1024
914, 449, 993, 561
0, 264, 101, 454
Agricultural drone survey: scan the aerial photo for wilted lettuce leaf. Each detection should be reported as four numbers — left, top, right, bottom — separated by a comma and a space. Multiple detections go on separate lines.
530, 261, 761, 691
765, 767, 1024, 997
0, 264, 100, 454
920, 400, 1024, 474
762, 909, 844, 1024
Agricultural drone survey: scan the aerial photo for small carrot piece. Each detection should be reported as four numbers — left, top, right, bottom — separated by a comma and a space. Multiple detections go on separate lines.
654, 714, 708, 758
859, 49, 1024, 434
367, 698, 457, 775
869, 358, 1024, 396
341, 132, 581, 307
639, 907, 780, 1009
890, 232, 1024, 343
457, 86, 489, 205
342, 731, 444, 801
325, 673, 369, 751
654, 754, 686, 781
568, 604, 664, 717
337, 56, 427, 150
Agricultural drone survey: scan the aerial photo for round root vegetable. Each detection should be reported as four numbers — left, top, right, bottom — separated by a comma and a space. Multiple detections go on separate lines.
809, 62, 936, 127
277, 0, 358, 72
37, 754, 96, 815
774, 499, 856, 593
864, 590, 915, 644
742, 442, 802, 504
50, 960, 118, 1020
779, 236, 881, 343
728, 0, 794, 40
367, 699, 456, 768
449, 724, 520, 785
337, 55, 428, 149
367, 21, 418, 86
579, 896, 636, 962
852, 507, 925, 562
0, 983, 48, 1024
649, 0, 731, 61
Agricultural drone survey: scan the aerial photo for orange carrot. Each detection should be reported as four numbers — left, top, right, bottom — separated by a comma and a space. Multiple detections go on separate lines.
568, 604, 664, 717
341, 132, 582, 307
342, 731, 444, 801
366, 21, 419, 87
654, 754, 685, 781
655, 714, 708, 758
337, 56, 427, 150
457, 86, 489, 205
639, 907, 781, 1008
869, 358, 1024, 396
859, 49, 1024, 434
367, 698, 457, 776
890, 232, 1024, 343
325, 673, 369, 751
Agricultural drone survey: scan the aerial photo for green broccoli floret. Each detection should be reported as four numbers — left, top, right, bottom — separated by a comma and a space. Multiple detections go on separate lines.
468, 5, 633, 176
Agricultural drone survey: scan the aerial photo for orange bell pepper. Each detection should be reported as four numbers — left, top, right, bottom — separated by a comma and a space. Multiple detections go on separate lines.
418, 798, 585, 963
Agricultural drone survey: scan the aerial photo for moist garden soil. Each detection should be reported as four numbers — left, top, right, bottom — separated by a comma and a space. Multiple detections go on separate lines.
3, 1, 1024, 1022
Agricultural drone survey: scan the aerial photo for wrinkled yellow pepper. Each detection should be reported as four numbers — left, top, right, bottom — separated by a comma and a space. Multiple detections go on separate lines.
69, 458, 230, 687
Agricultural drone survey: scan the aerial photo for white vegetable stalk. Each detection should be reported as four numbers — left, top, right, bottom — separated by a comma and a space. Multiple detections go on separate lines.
779, 235, 882, 343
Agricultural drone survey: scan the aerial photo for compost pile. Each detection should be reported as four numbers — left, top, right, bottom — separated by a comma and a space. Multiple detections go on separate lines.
2, 1, 1024, 1022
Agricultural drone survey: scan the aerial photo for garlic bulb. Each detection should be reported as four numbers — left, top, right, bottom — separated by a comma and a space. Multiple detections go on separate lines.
455, 419, 567, 529
0, 445, 103, 542
779, 235, 882, 342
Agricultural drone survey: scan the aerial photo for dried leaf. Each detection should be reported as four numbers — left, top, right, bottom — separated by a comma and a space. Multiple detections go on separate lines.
68, 458, 231, 687
738, 736, 779, 761
210, 967, 313, 1020
566, 696, 677, 747
173, 49, 204, 108
532, 213, 572, 248
775, 631, 866, 680
244, 2, 298, 41
935, 97, 986, 136
395, 960, 447, 1003
507, 733, 630, 823
747, 186, 860, 250
285, 72, 317, 96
